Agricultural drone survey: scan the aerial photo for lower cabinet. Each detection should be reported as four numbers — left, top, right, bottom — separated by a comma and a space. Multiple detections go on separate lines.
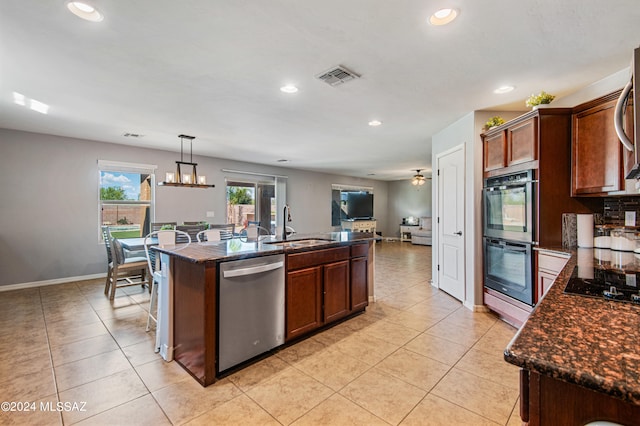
350, 256, 368, 311
286, 266, 322, 340
285, 243, 370, 341
323, 260, 350, 323
520, 370, 640, 425
536, 251, 569, 303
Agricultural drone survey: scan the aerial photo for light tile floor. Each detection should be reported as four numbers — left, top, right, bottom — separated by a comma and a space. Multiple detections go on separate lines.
0, 241, 521, 425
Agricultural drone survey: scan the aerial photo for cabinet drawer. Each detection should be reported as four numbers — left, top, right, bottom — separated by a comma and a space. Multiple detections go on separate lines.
538, 253, 569, 274
351, 242, 369, 258
287, 246, 350, 271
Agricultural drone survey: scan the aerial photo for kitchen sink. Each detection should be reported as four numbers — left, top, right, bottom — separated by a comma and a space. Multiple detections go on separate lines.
265, 238, 333, 247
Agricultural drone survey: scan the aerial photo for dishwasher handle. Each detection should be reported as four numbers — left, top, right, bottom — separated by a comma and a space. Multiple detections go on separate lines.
222, 261, 284, 278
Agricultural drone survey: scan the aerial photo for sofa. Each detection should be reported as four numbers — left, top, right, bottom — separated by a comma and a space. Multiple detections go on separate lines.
411, 217, 432, 245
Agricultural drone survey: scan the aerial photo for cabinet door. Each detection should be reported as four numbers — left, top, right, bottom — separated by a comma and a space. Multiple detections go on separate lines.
507, 116, 538, 166
537, 270, 557, 302
572, 99, 623, 195
323, 260, 350, 323
286, 266, 322, 340
350, 257, 368, 311
483, 131, 506, 172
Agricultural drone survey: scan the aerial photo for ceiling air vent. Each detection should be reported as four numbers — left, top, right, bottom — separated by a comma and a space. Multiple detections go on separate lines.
123, 132, 144, 138
315, 65, 360, 86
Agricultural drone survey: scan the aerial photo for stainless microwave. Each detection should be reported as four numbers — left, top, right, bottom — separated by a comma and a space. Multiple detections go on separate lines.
615, 46, 640, 179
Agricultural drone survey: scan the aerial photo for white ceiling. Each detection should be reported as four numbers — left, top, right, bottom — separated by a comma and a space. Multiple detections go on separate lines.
1, 1, 640, 180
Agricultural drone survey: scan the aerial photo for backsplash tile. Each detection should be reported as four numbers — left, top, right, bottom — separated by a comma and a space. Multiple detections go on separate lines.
603, 197, 640, 226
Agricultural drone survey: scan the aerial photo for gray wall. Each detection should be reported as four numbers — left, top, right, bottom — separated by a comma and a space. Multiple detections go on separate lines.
0, 128, 389, 287
387, 179, 432, 238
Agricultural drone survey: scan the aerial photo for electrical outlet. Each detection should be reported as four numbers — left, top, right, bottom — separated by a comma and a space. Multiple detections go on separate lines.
206, 211, 215, 218
625, 211, 635, 227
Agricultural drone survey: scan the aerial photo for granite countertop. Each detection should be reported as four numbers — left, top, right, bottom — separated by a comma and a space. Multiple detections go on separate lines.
153, 231, 375, 263
505, 246, 640, 405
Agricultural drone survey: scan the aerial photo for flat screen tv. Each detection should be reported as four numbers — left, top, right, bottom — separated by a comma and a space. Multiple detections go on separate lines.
346, 193, 374, 219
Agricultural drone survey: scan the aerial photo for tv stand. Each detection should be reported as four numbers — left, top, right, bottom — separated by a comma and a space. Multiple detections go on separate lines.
341, 219, 376, 233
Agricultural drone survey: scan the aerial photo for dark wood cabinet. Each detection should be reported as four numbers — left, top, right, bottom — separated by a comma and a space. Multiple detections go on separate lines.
350, 257, 368, 311
507, 116, 538, 166
572, 90, 634, 196
286, 266, 323, 340
483, 131, 506, 172
482, 109, 596, 325
520, 370, 640, 425
483, 116, 539, 174
285, 243, 370, 341
323, 260, 350, 323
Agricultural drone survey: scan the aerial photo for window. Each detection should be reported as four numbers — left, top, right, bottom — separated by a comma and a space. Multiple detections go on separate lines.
98, 160, 157, 240
223, 170, 287, 235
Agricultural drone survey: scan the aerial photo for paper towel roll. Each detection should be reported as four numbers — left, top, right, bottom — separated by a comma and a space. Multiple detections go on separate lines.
577, 214, 594, 248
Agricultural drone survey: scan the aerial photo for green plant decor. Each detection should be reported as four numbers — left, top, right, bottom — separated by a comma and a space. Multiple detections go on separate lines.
526, 91, 555, 107
160, 224, 175, 231
485, 116, 505, 130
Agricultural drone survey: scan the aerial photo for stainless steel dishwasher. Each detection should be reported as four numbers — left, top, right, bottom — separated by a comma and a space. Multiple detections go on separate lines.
218, 254, 285, 372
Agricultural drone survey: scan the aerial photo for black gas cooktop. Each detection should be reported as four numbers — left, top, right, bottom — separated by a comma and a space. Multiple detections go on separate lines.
564, 267, 640, 305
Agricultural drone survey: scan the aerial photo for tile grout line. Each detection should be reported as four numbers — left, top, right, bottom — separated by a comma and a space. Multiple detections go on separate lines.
39, 286, 64, 426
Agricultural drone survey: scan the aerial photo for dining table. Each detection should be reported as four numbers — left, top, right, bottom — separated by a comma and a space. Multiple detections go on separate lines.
118, 237, 158, 252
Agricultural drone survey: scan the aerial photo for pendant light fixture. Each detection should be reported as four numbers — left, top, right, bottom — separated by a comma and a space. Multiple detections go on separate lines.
158, 135, 215, 188
411, 169, 427, 186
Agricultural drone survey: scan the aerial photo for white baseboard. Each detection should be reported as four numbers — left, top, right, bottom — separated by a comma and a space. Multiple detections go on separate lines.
464, 300, 489, 312
0, 273, 106, 292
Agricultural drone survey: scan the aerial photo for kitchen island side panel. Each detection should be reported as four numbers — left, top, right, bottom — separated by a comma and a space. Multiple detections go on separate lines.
173, 257, 217, 386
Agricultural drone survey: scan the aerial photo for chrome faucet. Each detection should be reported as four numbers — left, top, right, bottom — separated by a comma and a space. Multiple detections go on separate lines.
282, 204, 292, 240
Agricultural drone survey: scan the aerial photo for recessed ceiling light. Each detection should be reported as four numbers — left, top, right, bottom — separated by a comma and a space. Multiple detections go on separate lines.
13, 92, 49, 114
429, 8, 458, 26
368, 120, 382, 127
280, 85, 298, 94
12, 92, 26, 106
66, 1, 104, 22
29, 99, 49, 114
494, 85, 515, 94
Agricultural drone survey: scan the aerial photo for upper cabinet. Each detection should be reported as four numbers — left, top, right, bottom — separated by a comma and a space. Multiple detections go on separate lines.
482, 109, 568, 177
571, 90, 635, 196
483, 131, 507, 171
507, 117, 538, 166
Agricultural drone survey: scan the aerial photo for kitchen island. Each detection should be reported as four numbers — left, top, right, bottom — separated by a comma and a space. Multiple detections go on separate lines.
154, 232, 375, 386
505, 247, 640, 425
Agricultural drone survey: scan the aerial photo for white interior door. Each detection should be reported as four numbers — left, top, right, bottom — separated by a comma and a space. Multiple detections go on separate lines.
437, 146, 465, 301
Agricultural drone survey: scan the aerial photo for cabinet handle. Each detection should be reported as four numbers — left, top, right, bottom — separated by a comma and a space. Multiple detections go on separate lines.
454, 231, 462, 236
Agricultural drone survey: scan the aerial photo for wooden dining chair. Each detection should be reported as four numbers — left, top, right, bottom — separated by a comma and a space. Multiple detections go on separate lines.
106, 237, 149, 300
102, 226, 146, 297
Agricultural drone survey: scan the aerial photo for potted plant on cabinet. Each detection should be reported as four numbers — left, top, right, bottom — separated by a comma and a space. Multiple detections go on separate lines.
484, 116, 505, 131
526, 91, 555, 109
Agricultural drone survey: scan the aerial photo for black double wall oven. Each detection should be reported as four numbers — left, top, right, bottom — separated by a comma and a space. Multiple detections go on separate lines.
483, 170, 536, 306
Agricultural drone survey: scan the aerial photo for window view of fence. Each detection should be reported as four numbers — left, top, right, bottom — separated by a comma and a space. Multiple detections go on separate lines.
100, 170, 152, 239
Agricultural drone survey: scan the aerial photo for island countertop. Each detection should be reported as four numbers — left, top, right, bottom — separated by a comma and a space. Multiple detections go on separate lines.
152, 231, 376, 263
504, 246, 640, 405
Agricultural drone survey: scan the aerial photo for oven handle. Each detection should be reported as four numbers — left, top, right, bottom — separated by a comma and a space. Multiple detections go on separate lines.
483, 179, 538, 191
486, 239, 533, 252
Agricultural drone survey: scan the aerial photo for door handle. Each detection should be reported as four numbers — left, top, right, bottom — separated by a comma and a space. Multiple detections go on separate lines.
454, 231, 462, 236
